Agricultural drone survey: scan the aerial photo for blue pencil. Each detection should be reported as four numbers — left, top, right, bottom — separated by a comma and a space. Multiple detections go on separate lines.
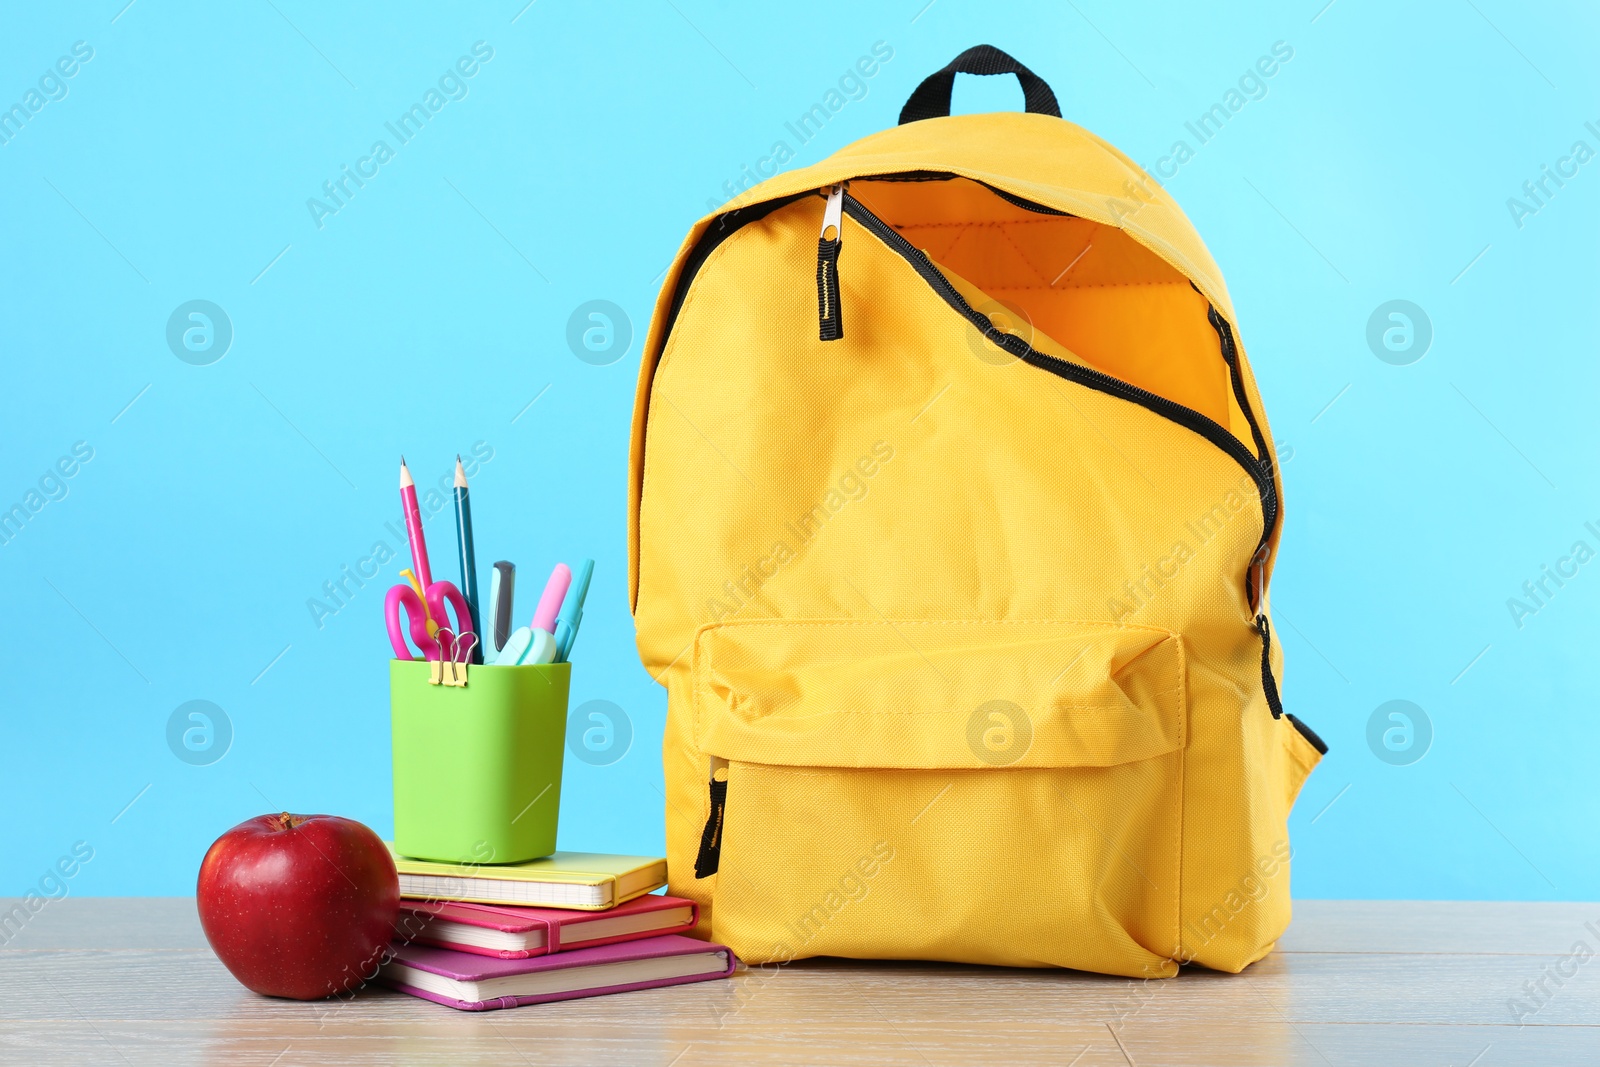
452, 456, 482, 663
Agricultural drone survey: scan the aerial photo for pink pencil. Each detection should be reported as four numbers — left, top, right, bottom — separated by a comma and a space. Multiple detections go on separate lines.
399, 458, 434, 591
531, 564, 571, 635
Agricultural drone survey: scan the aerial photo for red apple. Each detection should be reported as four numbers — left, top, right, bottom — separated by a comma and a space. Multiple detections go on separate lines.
197, 812, 399, 1000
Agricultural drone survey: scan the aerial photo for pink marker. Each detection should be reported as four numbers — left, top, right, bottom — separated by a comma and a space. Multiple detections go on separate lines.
531, 563, 571, 635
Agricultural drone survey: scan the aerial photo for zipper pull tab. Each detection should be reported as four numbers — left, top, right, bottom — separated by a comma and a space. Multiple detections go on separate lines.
817, 185, 844, 342
692, 760, 729, 878
1256, 613, 1284, 719
1248, 543, 1270, 611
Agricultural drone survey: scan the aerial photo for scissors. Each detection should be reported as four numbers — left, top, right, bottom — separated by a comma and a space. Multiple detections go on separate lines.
385, 579, 475, 662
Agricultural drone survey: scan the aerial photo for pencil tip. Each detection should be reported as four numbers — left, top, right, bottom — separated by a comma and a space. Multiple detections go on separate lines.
454, 455, 468, 488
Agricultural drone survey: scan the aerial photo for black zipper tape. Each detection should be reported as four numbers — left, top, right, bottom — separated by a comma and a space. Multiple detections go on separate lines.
658, 192, 813, 355
1201, 297, 1280, 610
1209, 304, 1272, 469
867, 170, 1075, 216
1203, 300, 1284, 716
840, 192, 1276, 525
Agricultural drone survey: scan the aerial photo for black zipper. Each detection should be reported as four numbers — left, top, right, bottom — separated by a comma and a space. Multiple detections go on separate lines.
840, 192, 1276, 541
657, 192, 814, 358
988, 185, 1071, 216
864, 167, 1075, 214
1201, 295, 1286, 716
1209, 303, 1272, 471
658, 173, 1067, 365
1200, 295, 1280, 611
841, 178, 1279, 566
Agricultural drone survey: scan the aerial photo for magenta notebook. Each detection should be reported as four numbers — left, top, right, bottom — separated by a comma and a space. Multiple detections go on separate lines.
379, 933, 736, 1011
399, 895, 698, 959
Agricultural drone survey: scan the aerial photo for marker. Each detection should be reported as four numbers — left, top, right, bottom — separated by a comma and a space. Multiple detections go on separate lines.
531, 563, 571, 635
488, 561, 516, 653
452, 456, 482, 663
553, 558, 593, 662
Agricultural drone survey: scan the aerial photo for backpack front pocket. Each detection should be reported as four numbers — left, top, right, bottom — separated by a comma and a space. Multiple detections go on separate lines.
690, 618, 1188, 978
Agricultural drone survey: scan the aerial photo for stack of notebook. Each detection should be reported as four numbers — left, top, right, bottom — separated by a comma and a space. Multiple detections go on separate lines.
379, 848, 735, 1011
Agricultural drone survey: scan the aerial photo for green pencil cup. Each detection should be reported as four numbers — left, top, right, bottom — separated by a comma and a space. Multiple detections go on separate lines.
390, 659, 569, 865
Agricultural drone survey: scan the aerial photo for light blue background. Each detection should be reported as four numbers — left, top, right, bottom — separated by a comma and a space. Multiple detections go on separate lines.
4, 0, 1596, 901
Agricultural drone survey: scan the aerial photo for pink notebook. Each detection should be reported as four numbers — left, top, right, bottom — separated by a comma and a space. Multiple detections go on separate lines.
379, 933, 736, 1011
398, 895, 698, 959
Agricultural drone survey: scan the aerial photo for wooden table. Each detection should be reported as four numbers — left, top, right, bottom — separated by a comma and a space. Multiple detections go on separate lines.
2, 899, 1596, 1065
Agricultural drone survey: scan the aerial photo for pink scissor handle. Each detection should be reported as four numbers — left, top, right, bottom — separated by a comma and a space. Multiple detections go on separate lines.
385, 584, 441, 661
425, 580, 476, 656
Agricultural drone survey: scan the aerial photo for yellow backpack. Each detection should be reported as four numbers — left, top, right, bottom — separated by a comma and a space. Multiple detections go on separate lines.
629, 46, 1324, 978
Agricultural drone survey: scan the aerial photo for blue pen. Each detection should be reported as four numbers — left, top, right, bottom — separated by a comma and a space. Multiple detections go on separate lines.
553, 558, 594, 662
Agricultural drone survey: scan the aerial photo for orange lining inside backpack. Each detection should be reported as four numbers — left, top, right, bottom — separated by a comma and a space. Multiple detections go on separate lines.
851, 177, 1250, 441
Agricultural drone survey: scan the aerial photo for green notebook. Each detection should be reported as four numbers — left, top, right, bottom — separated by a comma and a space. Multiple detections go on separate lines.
388, 847, 668, 910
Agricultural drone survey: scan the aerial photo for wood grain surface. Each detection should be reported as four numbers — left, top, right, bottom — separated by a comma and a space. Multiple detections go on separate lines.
2, 898, 1597, 1066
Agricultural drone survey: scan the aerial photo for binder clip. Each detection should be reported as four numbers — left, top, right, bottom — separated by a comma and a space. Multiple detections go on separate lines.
430, 630, 475, 687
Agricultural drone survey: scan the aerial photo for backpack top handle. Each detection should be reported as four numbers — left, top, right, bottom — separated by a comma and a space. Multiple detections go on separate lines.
898, 44, 1061, 125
